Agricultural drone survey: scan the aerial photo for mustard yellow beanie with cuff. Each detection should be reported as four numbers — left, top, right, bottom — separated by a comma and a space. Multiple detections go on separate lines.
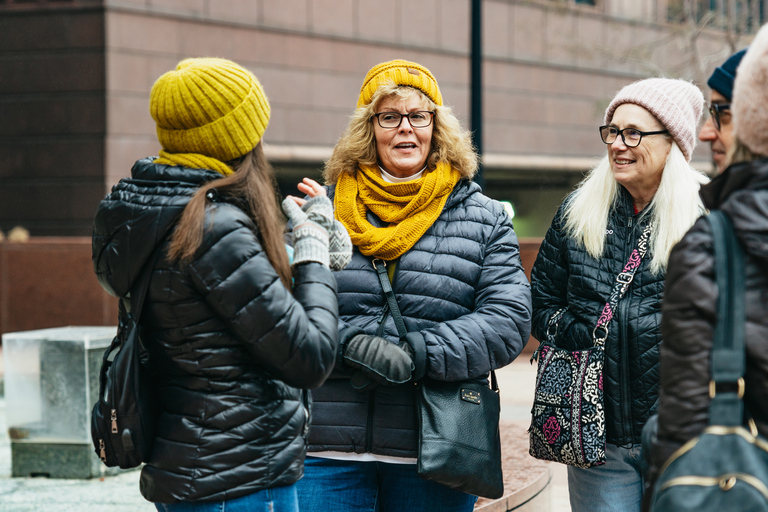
150, 57, 270, 175
357, 59, 442, 108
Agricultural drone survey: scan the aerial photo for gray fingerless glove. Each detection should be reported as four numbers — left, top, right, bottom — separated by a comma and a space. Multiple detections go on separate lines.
301, 196, 352, 271
342, 334, 414, 387
282, 198, 329, 267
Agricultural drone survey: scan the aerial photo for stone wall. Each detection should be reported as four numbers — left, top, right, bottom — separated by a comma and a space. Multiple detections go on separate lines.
0, 239, 117, 337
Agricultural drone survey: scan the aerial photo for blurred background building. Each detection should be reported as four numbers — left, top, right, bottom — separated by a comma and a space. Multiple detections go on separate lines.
0, 0, 760, 238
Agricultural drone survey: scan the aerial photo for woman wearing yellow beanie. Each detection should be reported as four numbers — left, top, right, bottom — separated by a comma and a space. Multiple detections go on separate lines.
92, 57, 350, 511
295, 59, 532, 511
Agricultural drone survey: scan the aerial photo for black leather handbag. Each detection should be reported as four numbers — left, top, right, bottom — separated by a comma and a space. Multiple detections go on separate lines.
372, 258, 504, 499
648, 210, 768, 511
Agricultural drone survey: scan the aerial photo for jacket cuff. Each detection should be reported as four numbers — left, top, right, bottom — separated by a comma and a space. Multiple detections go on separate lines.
404, 331, 427, 381
337, 326, 364, 370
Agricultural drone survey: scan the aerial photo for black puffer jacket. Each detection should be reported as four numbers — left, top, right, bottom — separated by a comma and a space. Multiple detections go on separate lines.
531, 186, 665, 446
647, 159, 768, 489
308, 179, 532, 457
92, 158, 339, 503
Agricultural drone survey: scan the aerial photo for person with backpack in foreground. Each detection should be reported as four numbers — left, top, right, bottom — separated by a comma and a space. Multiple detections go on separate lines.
92, 57, 350, 511
644, 23, 768, 510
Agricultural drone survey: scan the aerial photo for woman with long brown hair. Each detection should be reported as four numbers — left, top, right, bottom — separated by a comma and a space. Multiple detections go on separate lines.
92, 57, 350, 512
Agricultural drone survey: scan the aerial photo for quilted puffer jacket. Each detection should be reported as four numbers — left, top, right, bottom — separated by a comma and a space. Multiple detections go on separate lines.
531, 186, 666, 446
307, 179, 532, 458
92, 158, 339, 503
647, 158, 768, 490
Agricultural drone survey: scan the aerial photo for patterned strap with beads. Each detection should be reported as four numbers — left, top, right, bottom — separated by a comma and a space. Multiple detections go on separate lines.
592, 222, 653, 346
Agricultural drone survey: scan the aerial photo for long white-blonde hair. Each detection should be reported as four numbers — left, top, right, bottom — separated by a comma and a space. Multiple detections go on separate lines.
562, 143, 709, 274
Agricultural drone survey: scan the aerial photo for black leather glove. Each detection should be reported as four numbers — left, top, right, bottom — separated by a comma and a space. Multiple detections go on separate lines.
342, 335, 414, 389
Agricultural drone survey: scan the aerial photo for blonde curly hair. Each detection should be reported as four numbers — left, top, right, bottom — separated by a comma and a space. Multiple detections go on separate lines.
323, 83, 478, 184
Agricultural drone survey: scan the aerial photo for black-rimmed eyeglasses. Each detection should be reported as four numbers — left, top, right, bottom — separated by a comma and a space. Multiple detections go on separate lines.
372, 111, 435, 129
599, 125, 669, 148
708, 103, 731, 131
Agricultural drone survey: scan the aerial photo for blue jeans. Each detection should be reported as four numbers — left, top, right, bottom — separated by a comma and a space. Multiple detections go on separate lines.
154, 484, 298, 512
296, 457, 478, 512
567, 443, 644, 512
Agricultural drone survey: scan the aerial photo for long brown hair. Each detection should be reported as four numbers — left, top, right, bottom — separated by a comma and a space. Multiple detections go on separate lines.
167, 142, 292, 289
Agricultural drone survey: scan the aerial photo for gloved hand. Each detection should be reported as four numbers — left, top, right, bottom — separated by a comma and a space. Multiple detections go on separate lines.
300, 196, 352, 271
342, 335, 414, 389
282, 198, 329, 267
349, 341, 416, 391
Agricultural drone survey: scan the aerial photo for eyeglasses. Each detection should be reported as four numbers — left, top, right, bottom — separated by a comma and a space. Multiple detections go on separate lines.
599, 125, 669, 147
708, 103, 731, 131
372, 111, 435, 129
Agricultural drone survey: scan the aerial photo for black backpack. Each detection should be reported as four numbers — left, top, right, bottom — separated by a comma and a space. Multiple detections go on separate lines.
649, 210, 768, 511
91, 246, 163, 469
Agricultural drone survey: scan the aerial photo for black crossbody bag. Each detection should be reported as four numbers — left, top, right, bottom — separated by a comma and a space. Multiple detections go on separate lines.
372, 258, 504, 499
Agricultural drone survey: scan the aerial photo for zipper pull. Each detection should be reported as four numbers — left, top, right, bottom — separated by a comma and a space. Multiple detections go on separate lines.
99, 439, 107, 463
530, 345, 541, 364
111, 409, 118, 434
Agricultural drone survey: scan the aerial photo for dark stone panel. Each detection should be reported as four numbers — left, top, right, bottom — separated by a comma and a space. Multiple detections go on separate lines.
0, 180, 104, 235
0, 8, 104, 52
0, 138, 104, 179
0, 52, 105, 94
0, 95, 105, 136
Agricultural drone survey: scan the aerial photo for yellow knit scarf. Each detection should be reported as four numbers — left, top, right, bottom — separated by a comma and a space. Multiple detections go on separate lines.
334, 162, 461, 260
153, 150, 233, 176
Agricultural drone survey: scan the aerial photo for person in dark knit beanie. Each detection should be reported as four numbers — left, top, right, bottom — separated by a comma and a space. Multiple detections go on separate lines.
698, 48, 748, 173
92, 57, 350, 510
645, 22, 768, 511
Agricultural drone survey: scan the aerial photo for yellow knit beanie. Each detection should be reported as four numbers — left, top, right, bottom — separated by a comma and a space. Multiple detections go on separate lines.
357, 59, 442, 108
150, 57, 270, 162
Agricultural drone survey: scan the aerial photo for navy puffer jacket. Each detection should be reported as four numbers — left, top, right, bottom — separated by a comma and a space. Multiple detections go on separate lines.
531, 187, 665, 446
308, 179, 532, 457
92, 158, 339, 503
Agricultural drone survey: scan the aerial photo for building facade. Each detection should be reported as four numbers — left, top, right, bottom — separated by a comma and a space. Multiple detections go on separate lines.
0, 0, 757, 237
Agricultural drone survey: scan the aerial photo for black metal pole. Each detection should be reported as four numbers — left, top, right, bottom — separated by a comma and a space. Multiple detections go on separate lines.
471, 0, 484, 190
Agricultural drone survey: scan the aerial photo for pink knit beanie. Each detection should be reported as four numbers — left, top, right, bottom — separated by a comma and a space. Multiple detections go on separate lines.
604, 78, 704, 161
732, 23, 768, 157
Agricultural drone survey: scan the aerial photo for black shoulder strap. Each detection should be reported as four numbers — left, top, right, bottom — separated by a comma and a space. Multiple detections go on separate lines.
707, 209, 747, 426
372, 257, 496, 391
373, 259, 407, 339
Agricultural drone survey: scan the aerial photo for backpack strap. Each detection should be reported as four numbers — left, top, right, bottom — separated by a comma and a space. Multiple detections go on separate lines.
707, 209, 747, 426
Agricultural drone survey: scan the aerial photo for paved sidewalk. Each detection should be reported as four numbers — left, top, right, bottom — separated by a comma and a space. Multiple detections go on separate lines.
498, 358, 571, 511
0, 358, 569, 511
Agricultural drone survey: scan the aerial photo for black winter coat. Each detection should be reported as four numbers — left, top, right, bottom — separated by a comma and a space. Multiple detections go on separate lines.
531, 187, 665, 446
307, 179, 532, 458
647, 159, 768, 490
92, 158, 339, 503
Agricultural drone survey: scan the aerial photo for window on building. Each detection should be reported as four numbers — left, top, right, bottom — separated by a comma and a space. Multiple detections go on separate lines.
668, 0, 765, 33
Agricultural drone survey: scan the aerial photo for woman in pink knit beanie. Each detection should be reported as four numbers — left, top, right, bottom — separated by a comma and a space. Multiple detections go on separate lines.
530, 77, 710, 512
645, 22, 768, 511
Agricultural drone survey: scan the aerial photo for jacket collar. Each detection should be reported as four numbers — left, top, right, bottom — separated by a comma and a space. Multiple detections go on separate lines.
699, 158, 768, 210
